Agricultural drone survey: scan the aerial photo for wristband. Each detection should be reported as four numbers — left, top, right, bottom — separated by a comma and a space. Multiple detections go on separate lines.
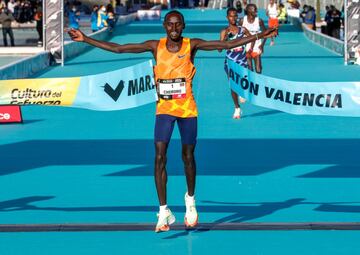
256, 33, 259, 40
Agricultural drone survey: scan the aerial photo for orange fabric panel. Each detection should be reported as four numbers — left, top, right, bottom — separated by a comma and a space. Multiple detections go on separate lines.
154, 38, 198, 118
268, 18, 279, 28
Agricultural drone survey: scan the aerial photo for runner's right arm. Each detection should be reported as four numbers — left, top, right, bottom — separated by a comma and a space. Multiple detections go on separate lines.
218, 28, 228, 52
68, 29, 157, 54
192, 27, 276, 51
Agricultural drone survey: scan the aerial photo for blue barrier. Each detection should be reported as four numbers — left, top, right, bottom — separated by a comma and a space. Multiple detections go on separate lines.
288, 16, 344, 56
0, 52, 50, 80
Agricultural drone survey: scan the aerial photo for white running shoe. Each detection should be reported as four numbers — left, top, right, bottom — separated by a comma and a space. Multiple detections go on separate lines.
233, 107, 242, 119
184, 192, 198, 228
155, 208, 176, 233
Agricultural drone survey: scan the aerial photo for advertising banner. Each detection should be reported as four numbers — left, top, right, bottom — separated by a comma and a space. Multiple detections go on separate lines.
228, 60, 360, 117
0, 61, 157, 111
0, 105, 22, 124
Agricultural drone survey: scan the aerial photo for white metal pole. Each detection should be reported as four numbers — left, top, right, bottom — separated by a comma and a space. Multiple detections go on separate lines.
61, 0, 64, 67
344, 0, 348, 65
42, 0, 45, 51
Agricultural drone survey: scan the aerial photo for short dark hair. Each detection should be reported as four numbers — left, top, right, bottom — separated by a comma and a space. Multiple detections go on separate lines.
246, 3, 257, 12
164, 10, 185, 23
227, 7, 237, 15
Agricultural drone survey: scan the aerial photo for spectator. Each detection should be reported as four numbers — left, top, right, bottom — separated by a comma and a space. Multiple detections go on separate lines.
69, 5, 80, 29
23, 1, 33, 23
0, 7, 15, 46
302, 5, 315, 30
106, 3, 115, 32
0, 1, 6, 9
233, 0, 243, 19
97, 5, 108, 29
90, 4, 99, 32
14, 1, 33, 23
329, 7, 341, 39
300, 4, 308, 19
288, 0, 299, 9
324, 5, 331, 35
278, 3, 287, 24
13, 0, 20, 20
110, 0, 116, 9
355, 46, 360, 65
34, 6, 42, 46
64, 1, 71, 17
241, 0, 247, 15
7, 0, 16, 14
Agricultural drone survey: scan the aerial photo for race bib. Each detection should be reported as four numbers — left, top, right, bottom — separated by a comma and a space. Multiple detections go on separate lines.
157, 78, 186, 100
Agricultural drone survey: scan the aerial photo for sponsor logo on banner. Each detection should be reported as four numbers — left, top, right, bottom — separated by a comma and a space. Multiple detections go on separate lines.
127, 75, 154, 96
104, 81, 125, 101
0, 78, 81, 106
0, 105, 22, 123
103, 75, 154, 101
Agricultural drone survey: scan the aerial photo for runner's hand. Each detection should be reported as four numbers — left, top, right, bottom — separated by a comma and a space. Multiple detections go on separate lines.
262, 27, 278, 39
68, 28, 85, 42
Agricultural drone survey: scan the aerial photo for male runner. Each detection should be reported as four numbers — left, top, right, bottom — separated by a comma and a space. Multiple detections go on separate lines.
266, 0, 279, 46
220, 7, 251, 119
69, 10, 275, 232
240, 4, 267, 73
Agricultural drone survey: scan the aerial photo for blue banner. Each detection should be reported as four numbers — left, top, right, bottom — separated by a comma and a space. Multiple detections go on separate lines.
74, 60, 157, 110
228, 60, 360, 117
0, 60, 157, 111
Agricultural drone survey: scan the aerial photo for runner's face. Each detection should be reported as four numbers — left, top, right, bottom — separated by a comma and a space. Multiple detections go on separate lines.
164, 14, 184, 41
227, 11, 238, 26
247, 6, 257, 17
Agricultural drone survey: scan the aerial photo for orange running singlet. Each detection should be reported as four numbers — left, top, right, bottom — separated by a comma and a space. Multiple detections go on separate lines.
154, 37, 197, 118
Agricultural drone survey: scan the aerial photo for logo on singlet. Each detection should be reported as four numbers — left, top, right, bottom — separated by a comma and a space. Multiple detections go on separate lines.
178, 54, 186, 59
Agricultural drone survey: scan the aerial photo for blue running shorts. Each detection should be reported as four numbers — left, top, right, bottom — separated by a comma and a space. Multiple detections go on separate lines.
154, 114, 197, 145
